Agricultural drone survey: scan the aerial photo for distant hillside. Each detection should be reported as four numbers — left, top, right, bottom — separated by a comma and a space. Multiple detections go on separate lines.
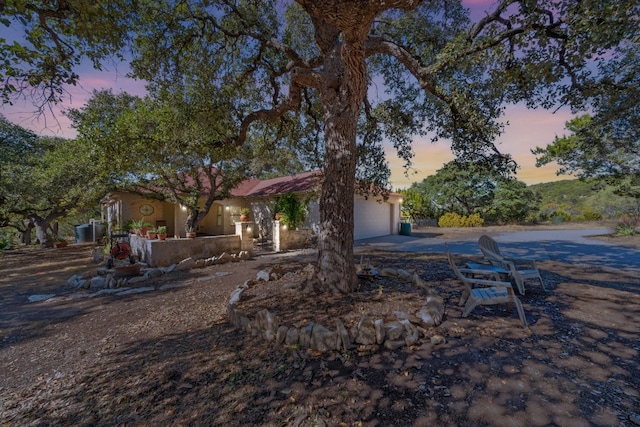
529, 179, 629, 219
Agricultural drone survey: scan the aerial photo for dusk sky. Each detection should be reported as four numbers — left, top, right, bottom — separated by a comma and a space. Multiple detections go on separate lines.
2, 0, 573, 189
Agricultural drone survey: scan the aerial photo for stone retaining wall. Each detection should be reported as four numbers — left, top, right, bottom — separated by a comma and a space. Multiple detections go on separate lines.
130, 234, 241, 267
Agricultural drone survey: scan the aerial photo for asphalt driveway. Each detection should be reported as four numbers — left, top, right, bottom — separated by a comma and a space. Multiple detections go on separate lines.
356, 228, 640, 271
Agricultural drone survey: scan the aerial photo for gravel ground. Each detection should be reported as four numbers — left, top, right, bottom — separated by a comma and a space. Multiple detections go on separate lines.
1, 227, 639, 426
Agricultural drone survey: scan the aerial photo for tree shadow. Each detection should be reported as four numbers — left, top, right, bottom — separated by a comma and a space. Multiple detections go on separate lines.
2, 255, 639, 426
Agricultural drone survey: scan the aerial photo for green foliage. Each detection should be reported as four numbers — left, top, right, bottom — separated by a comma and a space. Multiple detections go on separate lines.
530, 179, 632, 221
409, 161, 537, 224
438, 212, 484, 228
130, 218, 152, 230
550, 210, 572, 223
487, 179, 540, 224
398, 187, 435, 221
614, 222, 637, 236
274, 193, 307, 230
0, 115, 108, 247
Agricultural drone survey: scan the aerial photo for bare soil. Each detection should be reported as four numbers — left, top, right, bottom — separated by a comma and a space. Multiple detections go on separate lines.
1, 227, 639, 426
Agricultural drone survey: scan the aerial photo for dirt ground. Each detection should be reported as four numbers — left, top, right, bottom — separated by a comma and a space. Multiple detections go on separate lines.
1, 226, 639, 426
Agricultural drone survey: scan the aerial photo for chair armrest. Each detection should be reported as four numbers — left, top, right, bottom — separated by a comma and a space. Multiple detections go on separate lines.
503, 257, 537, 268
464, 276, 514, 289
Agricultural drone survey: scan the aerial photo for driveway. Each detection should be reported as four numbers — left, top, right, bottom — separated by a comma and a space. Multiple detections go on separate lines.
356, 228, 640, 271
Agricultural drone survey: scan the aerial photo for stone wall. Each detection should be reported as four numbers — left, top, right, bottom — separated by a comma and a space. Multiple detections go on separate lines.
273, 220, 313, 252
130, 234, 242, 267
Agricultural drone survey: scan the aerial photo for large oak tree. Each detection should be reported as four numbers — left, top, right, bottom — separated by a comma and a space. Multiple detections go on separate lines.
2, 0, 636, 292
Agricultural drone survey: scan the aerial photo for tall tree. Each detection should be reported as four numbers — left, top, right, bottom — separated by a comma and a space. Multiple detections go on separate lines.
67, 89, 249, 234
0, 116, 107, 247
2, 0, 636, 292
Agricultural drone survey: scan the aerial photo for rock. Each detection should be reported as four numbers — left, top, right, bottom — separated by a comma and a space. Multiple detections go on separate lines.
401, 319, 419, 346
214, 252, 232, 265
228, 284, 248, 306
430, 334, 446, 345
67, 275, 79, 286
374, 319, 385, 344
299, 323, 314, 348
384, 340, 405, 350
385, 321, 405, 341
127, 276, 148, 285
354, 316, 376, 345
268, 265, 284, 280
89, 276, 107, 290
396, 269, 413, 281
164, 263, 177, 273
310, 323, 337, 351
256, 309, 279, 341
302, 263, 316, 279
336, 320, 353, 350
145, 268, 164, 279
27, 294, 56, 303
174, 257, 196, 271
276, 325, 289, 344
285, 327, 299, 345
195, 259, 206, 268
418, 295, 445, 327
256, 270, 270, 281
629, 413, 640, 426
238, 250, 251, 260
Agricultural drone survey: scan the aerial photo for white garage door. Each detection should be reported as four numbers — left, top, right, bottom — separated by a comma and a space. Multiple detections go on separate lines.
354, 198, 392, 240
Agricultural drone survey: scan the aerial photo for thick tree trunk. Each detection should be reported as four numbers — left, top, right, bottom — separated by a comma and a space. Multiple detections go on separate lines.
29, 215, 53, 248
19, 219, 34, 245
316, 33, 368, 293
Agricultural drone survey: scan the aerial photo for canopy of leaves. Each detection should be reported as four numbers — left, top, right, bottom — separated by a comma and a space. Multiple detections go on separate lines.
406, 160, 537, 223
0, 115, 108, 244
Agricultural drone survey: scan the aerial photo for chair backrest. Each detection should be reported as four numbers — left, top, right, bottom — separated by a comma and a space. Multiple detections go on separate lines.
445, 245, 471, 286
478, 235, 503, 259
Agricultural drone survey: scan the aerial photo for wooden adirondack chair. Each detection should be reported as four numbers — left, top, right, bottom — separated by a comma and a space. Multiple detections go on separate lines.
446, 246, 528, 329
478, 235, 546, 295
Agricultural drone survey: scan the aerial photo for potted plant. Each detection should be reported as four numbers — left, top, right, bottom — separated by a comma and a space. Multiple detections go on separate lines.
239, 208, 251, 222
130, 218, 153, 237
146, 227, 157, 239
185, 225, 196, 238
54, 236, 68, 248
156, 225, 167, 240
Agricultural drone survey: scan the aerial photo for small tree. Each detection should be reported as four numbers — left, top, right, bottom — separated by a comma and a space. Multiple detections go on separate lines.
274, 192, 307, 230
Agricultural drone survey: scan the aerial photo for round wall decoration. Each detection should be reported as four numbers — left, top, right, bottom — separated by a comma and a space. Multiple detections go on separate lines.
139, 204, 154, 216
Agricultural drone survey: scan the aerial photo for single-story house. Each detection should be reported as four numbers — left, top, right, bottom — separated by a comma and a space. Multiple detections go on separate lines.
100, 170, 403, 242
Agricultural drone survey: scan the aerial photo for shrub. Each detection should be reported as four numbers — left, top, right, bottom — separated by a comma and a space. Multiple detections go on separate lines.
550, 210, 572, 223
614, 222, 637, 236
438, 212, 484, 227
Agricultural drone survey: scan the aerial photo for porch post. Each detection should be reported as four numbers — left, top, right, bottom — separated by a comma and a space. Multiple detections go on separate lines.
235, 221, 254, 254
273, 220, 281, 252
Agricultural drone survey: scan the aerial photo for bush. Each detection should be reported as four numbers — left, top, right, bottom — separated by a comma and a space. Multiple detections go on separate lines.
550, 210, 572, 223
438, 212, 484, 227
614, 222, 637, 236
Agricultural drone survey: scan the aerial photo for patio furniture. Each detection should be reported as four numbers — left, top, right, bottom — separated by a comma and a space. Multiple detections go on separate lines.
446, 245, 528, 329
478, 235, 546, 295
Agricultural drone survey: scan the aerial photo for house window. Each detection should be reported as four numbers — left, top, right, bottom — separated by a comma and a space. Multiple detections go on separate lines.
217, 205, 223, 226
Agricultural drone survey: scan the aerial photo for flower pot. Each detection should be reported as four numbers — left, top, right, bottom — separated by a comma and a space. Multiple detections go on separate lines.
54, 241, 67, 248
186, 232, 196, 238
147, 231, 157, 239
157, 233, 167, 240
240, 214, 249, 222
